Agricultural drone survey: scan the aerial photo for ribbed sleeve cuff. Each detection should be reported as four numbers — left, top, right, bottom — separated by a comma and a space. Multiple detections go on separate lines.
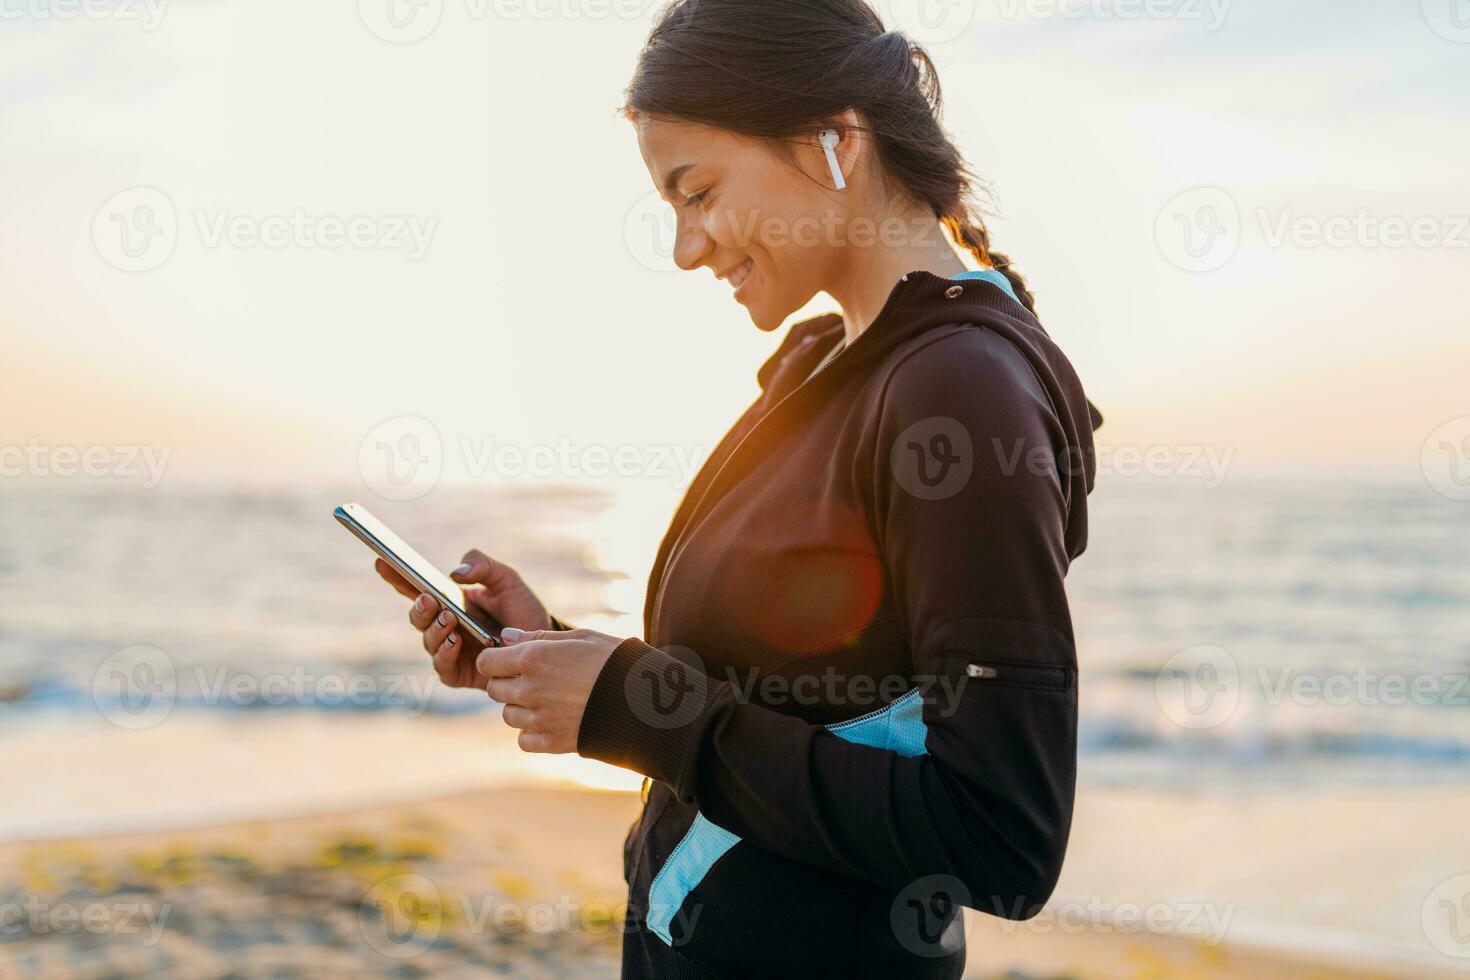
576, 637, 721, 800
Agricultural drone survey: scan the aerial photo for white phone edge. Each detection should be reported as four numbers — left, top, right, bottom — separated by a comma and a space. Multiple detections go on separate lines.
333, 503, 500, 648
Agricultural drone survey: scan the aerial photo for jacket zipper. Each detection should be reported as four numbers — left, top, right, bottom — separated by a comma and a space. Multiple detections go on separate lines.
647, 274, 918, 643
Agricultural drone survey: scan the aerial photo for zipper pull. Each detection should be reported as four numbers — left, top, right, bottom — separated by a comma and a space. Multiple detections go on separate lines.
966, 664, 998, 679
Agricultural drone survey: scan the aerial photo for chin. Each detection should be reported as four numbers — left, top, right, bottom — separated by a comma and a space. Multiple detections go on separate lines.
747, 304, 787, 332
743, 287, 805, 333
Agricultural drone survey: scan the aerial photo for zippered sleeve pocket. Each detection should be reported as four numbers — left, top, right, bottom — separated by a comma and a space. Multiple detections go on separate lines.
941, 652, 1073, 694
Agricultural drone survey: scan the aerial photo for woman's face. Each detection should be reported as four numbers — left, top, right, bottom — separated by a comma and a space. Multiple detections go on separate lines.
636, 116, 843, 331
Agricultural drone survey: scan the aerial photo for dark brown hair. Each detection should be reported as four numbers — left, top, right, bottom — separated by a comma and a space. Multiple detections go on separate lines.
624, 0, 1036, 313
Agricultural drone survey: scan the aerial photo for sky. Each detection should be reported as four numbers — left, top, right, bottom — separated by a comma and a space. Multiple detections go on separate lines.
2, 0, 1467, 488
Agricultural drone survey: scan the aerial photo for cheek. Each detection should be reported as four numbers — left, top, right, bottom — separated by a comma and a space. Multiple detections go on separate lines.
761, 189, 837, 272
704, 196, 757, 251
755, 216, 825, 303
703, 179, 803, 257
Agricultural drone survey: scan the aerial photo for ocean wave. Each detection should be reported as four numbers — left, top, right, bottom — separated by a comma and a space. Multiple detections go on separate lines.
1080, 715, 1470, 766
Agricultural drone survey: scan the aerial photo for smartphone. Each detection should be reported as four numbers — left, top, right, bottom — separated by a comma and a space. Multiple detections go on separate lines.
334, 502, 501, 647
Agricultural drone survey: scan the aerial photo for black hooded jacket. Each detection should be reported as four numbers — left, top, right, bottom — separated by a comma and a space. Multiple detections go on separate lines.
576, 270, 1100, 978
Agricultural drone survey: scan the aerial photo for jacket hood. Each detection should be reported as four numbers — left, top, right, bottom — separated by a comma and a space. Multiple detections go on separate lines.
755, 271, 1102, 557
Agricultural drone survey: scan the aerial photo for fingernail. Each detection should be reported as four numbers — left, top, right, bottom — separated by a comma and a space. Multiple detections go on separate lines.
500, 627, 524, 642
414, 595, 429, 610
437, 611, 451, 627
452, 563, 472, 576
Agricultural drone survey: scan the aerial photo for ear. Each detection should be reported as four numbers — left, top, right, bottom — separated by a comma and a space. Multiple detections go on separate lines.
819, 108, 866, 187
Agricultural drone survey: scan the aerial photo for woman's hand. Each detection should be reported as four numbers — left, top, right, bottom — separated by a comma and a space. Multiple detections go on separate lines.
473, 628, 623, 753
376, 549, 554, 690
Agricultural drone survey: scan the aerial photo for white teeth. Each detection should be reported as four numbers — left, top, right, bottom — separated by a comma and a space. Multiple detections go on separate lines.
726, 259, 753, 291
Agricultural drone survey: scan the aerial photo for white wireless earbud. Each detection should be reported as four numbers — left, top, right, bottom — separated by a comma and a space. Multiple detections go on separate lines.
819, 129, 846, 190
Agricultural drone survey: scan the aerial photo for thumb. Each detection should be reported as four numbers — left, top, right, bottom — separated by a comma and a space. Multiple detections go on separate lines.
499, 627, 572, 644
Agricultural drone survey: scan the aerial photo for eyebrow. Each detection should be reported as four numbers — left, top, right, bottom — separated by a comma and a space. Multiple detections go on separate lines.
662, 164, 695, 197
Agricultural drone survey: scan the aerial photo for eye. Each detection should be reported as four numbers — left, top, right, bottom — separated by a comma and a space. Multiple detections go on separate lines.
681, 189, 709, 210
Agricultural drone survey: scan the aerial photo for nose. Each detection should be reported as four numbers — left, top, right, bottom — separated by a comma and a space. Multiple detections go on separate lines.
672, 207, 712, 273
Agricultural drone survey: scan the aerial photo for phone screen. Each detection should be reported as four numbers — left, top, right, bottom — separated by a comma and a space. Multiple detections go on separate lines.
335, 502, 498, 646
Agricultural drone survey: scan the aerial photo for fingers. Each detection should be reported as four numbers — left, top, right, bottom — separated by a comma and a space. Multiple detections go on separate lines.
484, 676, 531, 705
499, 706, 553, 753
476, 628, 582, 676
501, 704, 536, 730
475, 641, 529, 679
409, 592, 439, 631
500, 627, 557, 644
432, 632, 466, 683
451, 549, 518, 589
517, 731, 552, 753
422, 606, 457, 655
375, 559, 419, 600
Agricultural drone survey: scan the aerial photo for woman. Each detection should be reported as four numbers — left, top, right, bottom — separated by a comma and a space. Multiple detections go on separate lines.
379, 0, 1099, 975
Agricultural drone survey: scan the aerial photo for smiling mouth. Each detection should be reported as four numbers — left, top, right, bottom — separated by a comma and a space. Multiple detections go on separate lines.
718, 257, 754, 294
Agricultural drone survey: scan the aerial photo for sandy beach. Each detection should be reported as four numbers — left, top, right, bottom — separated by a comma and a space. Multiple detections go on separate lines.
5, 782, 1462, 979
